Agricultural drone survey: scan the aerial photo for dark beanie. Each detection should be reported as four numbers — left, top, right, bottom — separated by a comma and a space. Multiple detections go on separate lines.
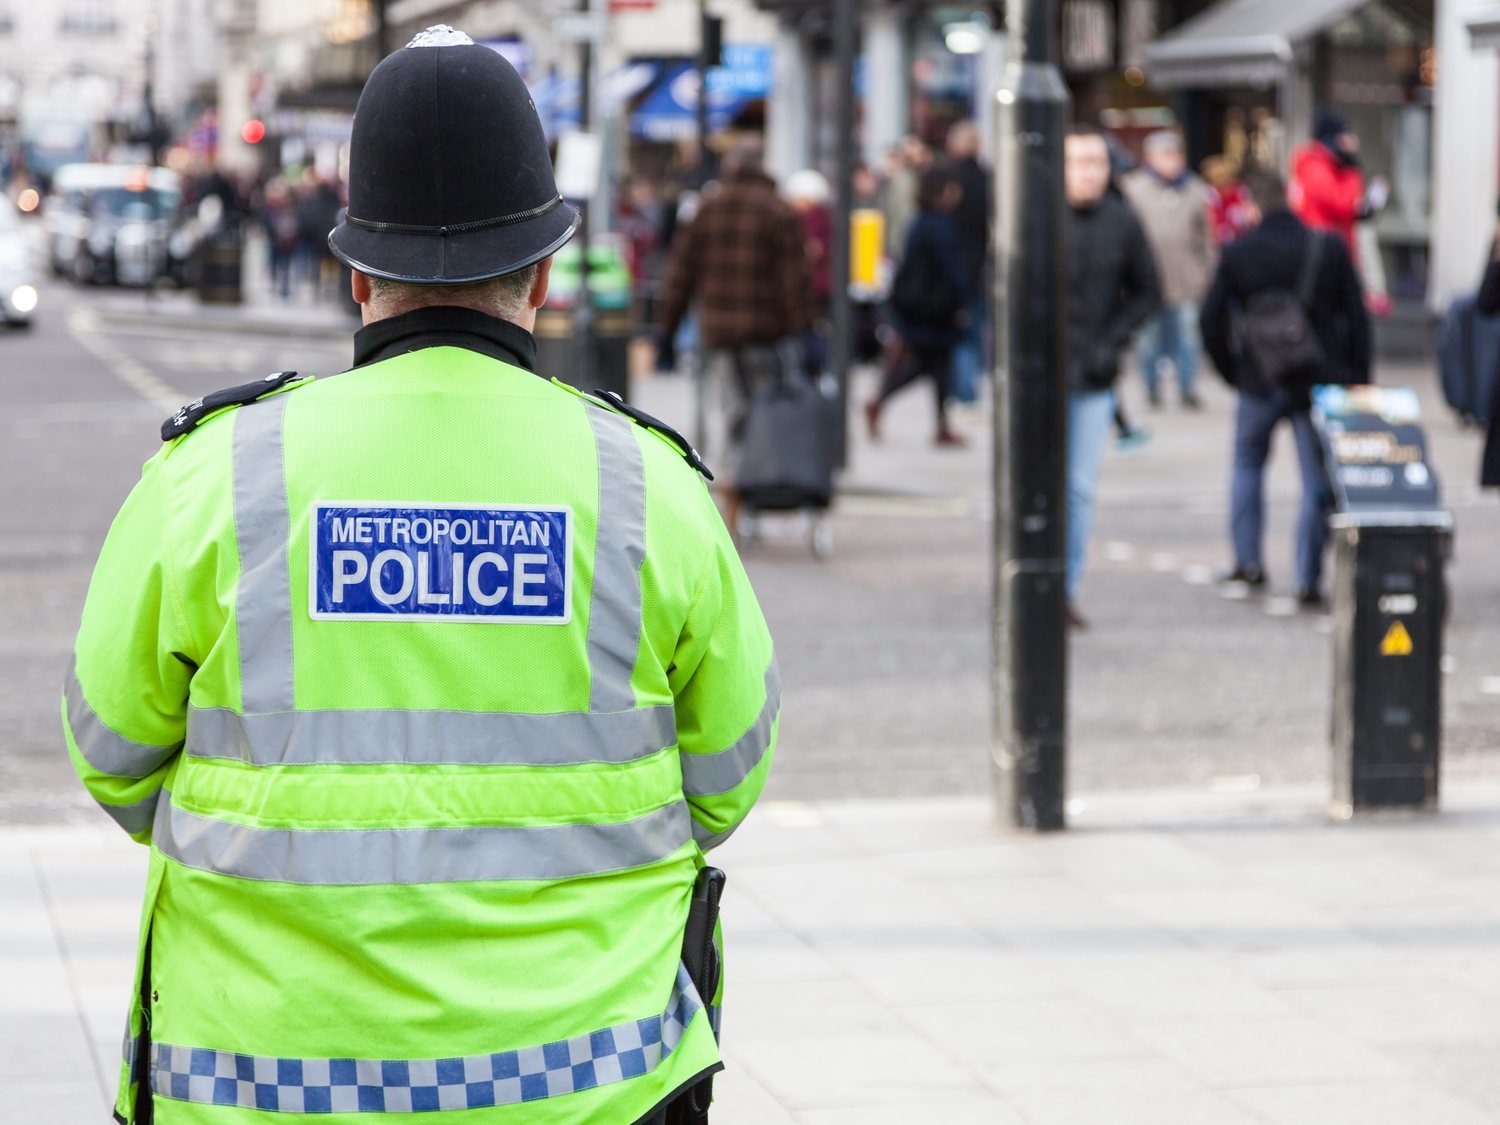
1314, 108, 1349, 149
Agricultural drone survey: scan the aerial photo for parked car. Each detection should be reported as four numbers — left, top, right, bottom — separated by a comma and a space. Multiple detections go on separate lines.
44, 164, 182, 287
0, 195, 38, 327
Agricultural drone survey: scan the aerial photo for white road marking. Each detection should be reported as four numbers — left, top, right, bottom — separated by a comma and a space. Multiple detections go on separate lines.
1103, 541, 1134, 562
1263, 597, 1299, 617
1149, 552, 1177, 572
1182, 564, 1214, 586
1481, 677, 1500, 696
66, 307, 182, 413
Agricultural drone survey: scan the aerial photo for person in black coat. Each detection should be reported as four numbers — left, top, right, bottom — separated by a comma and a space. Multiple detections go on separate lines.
945, 121, 991, 406
1473, 240, 1500, 488
865, 167, 974, 446
1200, 170, 1372, 605
1062, 125, 1161, 626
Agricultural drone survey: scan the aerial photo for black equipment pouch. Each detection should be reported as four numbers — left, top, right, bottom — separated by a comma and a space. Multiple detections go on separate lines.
674, 867, 726, 1123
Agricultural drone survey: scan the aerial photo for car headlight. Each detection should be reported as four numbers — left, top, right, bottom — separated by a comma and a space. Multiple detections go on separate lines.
10, 285, 38, 314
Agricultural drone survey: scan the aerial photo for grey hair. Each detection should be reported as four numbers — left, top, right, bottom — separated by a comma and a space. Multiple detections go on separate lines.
1142, 130, 1184, 156
366, 264, 540, 321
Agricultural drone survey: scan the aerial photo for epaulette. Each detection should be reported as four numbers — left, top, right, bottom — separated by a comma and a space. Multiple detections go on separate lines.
558, 383, 714, 481
161, 371, 312, 441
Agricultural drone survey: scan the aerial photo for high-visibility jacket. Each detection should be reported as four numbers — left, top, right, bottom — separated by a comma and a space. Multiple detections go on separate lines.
63, 330, 778, 1123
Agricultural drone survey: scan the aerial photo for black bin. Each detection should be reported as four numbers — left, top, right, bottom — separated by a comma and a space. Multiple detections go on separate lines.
1312, 385, 1451, 818
1329, 514, 1452, 817
196, 228, 244, 305
534, 302, 631, 401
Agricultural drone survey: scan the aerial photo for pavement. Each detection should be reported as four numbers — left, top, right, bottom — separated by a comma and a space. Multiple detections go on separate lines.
11, 784, 1500, 1123
7, 261, 1500, 1121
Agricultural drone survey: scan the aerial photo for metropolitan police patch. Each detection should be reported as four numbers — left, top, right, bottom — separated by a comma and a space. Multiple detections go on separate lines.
309, 504, 571, 623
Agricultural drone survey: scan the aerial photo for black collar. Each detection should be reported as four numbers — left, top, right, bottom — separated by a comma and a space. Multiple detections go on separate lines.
352, 306, 538, 372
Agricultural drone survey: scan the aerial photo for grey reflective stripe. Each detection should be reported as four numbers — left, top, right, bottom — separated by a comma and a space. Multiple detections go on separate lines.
233, 394, 295, 713
150, 962, 703, 1113
154, 798, 692, 885
123, 1028, 140, 1074
584, 404, 645, 713
97, 790, 161, 835
680, 657, 780, 797
64, 668, 181, 778
691, 820, 738, 852
186, 704, 676, 767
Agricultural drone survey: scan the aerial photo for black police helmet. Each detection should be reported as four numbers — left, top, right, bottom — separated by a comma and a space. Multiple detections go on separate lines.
328, 25, 580, 285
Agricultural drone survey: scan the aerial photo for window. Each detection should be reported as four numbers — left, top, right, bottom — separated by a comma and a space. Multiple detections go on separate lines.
60, 0, 117, 35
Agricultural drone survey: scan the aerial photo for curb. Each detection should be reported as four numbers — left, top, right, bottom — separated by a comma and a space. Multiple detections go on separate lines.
86, 303, 354, 343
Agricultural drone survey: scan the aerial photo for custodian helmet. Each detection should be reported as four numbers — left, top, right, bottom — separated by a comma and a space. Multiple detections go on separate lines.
327, 25, 579, 285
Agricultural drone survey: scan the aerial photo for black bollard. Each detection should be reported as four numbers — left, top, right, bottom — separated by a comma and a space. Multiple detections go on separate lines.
992, 0, 1070, 831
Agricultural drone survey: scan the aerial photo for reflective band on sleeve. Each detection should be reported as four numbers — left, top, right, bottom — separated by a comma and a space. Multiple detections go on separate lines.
64, 668, 181, 778
584, 404, 646, 714
153, 798, 692, 885
691, 821, 739, 853
680, 657, 779, 797
150, 963, 703, 1113
232, 394, 296, 714
185, 703, 676, 767
97, 790, 161, 835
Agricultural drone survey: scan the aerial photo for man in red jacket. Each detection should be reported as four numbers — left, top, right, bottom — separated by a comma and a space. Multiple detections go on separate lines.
1288, 109, 1367, 259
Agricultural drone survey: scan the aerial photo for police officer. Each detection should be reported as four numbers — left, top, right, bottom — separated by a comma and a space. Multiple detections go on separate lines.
64, 27, 777, 1124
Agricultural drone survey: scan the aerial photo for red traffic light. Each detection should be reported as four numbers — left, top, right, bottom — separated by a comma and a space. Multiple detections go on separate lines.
241, 119, 267, 145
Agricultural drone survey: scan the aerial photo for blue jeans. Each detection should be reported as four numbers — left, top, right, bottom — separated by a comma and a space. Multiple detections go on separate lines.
1230, 392, 1333, 594
1137, 302, 1200, 400
948, 292, 986, 405
1067, 388, 1116, 598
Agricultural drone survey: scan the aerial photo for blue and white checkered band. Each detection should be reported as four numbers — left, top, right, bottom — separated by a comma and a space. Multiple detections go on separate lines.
148, 965, 704, 1113
406, 24, 473, 48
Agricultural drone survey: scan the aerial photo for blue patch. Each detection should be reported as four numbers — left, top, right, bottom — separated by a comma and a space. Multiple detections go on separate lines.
310, 504, 571, 624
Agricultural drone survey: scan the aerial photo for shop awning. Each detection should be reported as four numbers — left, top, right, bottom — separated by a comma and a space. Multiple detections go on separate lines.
630, 62, 756, 142
528, 62, 663, 137
1466, 4, 1500, 49
1144, 0, 1367, 88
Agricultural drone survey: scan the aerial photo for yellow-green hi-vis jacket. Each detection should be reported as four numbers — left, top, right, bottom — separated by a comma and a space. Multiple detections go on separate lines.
62, 321, 778, 1124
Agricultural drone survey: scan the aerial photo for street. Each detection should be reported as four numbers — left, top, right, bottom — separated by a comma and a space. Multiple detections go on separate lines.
4, 272, 1498, 824
7, 270, 1500, 1124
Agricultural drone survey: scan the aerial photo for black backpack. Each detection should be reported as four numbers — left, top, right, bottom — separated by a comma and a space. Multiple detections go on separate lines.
1238, 233, 1327, 386
890, 232, 963, 329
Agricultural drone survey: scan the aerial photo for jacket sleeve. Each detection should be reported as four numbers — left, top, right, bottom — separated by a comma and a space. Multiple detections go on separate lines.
1479, 245, 1500, 317
668, 502, 778, 853
778, 205, 814, 336
1107, 213, 1162, 350
61, 453, 194, 842
658, 209, 703, 341
1198, 259, 1238, 386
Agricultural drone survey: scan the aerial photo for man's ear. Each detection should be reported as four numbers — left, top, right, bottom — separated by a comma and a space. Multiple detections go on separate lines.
351, 269, 372, 304
529, 258, 552, 310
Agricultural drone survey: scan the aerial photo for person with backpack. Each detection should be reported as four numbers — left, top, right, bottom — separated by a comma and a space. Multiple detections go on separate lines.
1200, 171, 1371, 607
864, 166, 974, 446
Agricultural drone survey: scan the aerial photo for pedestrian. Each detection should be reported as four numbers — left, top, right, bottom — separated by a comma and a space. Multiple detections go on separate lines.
1120, 130, 1215, 409
1200, 170, 1372, 606
883, 134, 931, 262
1063, 124, 1162, 627
258, 177, 299, 299
864, 166, 973, 447
785, 168, 833, 371
1289, 109, 1368, 260
658, 138, 813, 531
1201, 155, 1254, 247
1472, 230, 1500, 489
944, 120, 991, 407
63, 25, 777, 1125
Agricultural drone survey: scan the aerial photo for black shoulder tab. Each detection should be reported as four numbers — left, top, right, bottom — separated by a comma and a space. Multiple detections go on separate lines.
591, 389, 714, 481
162, 371, 306, 441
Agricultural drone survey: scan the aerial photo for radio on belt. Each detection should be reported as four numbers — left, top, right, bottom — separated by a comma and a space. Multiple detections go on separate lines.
310, 504, 572, 623
1311, 386, 1451, 817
